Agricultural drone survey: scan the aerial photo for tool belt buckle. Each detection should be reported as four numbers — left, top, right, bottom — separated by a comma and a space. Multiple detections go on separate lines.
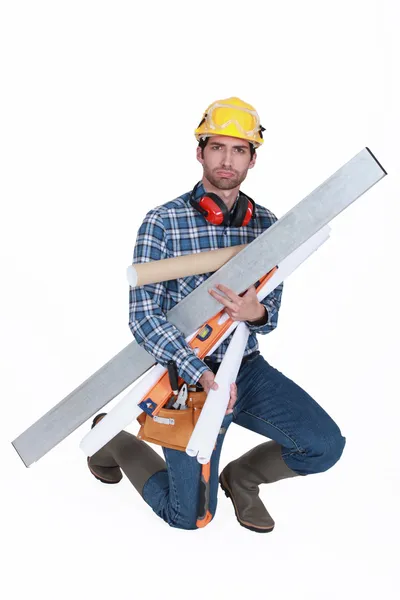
153, 415, 175, 425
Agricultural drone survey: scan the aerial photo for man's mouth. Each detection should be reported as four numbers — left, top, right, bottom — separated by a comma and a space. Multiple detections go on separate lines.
216, 170, 235, 178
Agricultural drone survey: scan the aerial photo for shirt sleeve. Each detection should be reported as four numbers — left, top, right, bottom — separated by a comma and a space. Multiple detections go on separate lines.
128, 209, 209, 385
246, 280, 283, 334
245, 207, 284, 335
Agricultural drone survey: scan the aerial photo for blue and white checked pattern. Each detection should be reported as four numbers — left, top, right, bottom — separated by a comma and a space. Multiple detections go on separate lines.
129, 182, 283, 385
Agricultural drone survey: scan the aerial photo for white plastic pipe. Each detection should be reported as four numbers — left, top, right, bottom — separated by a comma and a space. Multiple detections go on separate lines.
186, 322, 250, 464
80, 226, 330, 456
185, 226, 331, 463
79, 363, 166, 456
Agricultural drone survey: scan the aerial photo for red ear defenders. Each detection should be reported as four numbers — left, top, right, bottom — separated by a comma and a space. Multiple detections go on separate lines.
189, 182, 255, 227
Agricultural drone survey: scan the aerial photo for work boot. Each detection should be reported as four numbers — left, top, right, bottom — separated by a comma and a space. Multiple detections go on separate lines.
87, 413, 166, 495
87, 414, 122, 484
219, 441, 298, 533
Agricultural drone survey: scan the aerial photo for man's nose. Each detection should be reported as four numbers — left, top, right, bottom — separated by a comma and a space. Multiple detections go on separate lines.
221, 148, 233, 167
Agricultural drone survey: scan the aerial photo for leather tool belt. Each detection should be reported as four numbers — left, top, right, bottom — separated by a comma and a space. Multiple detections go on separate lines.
137, 388, 207, 452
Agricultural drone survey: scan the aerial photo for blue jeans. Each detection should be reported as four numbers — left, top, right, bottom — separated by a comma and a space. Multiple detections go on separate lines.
142, 352, 346, 530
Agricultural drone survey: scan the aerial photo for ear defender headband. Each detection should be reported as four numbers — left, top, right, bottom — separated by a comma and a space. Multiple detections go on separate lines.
189, 182, 255, 227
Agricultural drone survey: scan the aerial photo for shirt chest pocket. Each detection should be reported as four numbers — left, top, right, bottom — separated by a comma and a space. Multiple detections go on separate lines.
178, 273, 207, 297
166, 266, 213, 303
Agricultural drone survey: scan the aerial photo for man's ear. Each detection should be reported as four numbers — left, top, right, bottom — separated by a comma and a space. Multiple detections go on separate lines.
249, 151, 257, 169
196, 146, 204, 164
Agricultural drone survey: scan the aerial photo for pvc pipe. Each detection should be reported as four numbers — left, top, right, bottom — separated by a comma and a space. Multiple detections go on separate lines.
186, 322, 250, 464
185, 226, 331, 463
79, 363, 166, 456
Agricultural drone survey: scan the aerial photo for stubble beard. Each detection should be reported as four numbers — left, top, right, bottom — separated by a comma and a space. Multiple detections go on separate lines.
203, 165, 248, 191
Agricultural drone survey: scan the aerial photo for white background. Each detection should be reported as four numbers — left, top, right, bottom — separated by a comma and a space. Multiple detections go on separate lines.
1, 1, 399, 599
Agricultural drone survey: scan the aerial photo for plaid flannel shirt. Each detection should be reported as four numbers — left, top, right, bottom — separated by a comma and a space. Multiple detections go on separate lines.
128, 182, 283, 385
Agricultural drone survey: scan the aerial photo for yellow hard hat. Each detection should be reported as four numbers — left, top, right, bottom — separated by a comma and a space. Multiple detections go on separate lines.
194, 97, 265, 148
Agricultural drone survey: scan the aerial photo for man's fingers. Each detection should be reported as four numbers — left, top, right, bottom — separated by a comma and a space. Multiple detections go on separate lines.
226, 386, 237, 414
204, 382, 218, 394
215, 283, 239, 301
228, 383, 237, 405
209, 284, 240, 304
208, 287, 231, 306
209, 289, 241, 316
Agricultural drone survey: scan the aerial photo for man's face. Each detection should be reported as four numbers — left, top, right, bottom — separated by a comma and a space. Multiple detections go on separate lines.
196, 135, 257, 190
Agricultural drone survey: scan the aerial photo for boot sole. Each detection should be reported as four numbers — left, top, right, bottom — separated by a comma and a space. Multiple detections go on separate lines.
87, 458, 122, 484
87, 414, 122, 485
219, 472, 274, 534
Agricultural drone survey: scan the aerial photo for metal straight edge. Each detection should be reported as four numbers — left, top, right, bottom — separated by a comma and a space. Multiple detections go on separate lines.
170, 148, 387, 333
11, 147, 387, 467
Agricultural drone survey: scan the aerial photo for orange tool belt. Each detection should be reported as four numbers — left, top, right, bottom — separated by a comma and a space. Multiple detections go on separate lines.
137, 387, 207, 452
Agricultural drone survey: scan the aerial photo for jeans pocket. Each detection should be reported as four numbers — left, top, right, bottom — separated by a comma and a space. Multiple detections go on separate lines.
242, 351, 260, 366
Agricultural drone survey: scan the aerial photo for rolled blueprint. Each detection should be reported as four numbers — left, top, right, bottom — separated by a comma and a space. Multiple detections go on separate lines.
81, 226, 331, 457
127, 244, 246, 287
186, 321, 250, 464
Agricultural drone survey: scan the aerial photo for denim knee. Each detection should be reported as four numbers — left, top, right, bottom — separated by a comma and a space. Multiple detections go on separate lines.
168, 518, 198, 531
312, 431, 346, 473
148, 503, 199, 531
167, 511, 216, 531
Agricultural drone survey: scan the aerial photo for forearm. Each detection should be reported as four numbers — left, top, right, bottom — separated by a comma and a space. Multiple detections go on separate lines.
246, 281, 283, 334
130, 210, 210, 384
247, 304, 269, 326
129, 288, 209, 384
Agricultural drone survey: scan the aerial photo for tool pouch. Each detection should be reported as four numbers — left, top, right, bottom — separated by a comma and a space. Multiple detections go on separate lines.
137, 389, 207, 452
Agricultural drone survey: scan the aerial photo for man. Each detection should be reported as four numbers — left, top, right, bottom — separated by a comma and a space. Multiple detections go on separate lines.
87, 97, 346, 532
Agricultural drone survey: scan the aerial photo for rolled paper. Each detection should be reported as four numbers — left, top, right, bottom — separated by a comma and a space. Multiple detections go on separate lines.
186, 322, 250, 464
127, 244, 247, 287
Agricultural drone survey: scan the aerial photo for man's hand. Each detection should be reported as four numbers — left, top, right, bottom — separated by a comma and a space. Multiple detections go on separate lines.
198, 370, 237, 415
208, 283, 265, 322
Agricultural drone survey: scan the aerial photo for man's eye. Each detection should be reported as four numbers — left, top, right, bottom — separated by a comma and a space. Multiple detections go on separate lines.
235, 148, 245, 153
211, 145, 221, 150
